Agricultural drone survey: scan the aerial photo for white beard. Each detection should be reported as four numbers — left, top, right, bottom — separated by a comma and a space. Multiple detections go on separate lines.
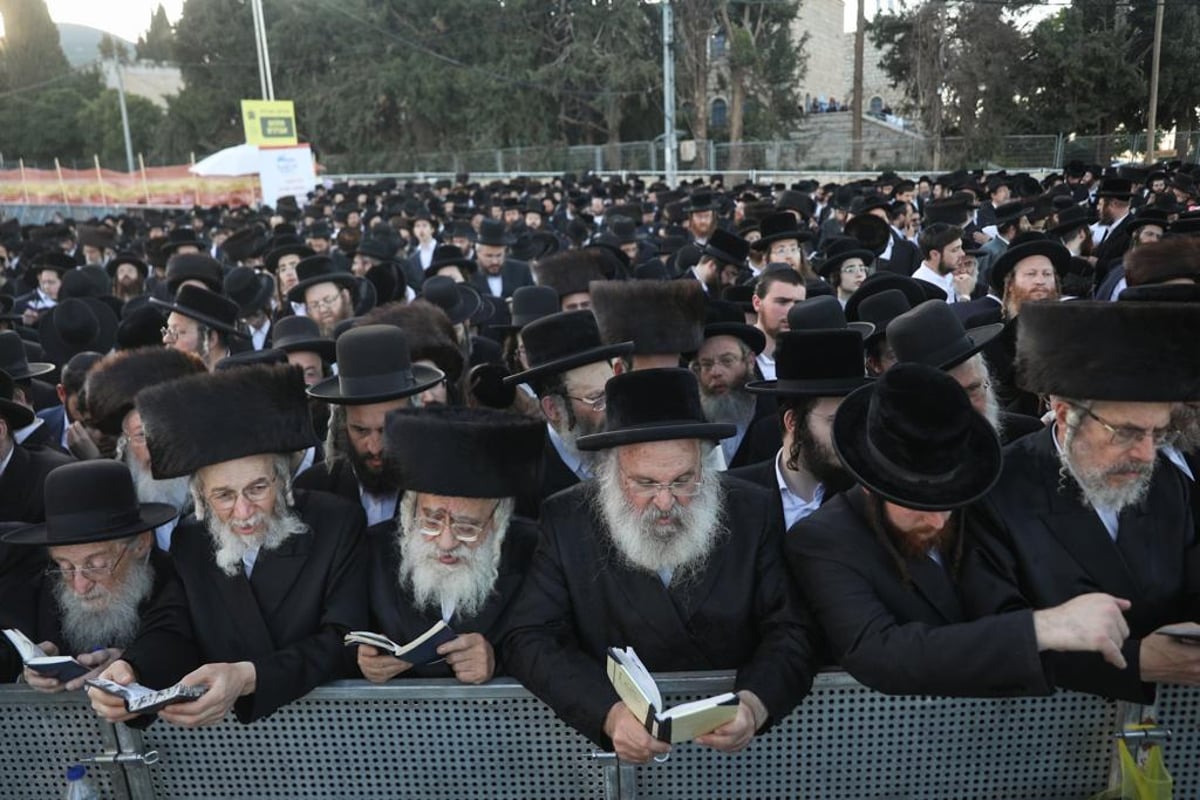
56, 554, 154, 654
206, 499, 309, 577
125, 450, 191, 511
1059, 425, 1155, 513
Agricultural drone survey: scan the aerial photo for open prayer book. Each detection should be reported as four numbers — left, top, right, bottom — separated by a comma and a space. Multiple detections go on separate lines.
3, 628, 90, 682
344, 621, 457, 665
606, 646, 739, 743
85, 677, 207, 715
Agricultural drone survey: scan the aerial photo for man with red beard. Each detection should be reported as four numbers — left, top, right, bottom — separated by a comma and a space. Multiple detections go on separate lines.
504, 368, 816, 764
296, 325, 445, 525
787, 363, 1133, 697
106, 253, 149, 306
356, 407, 543, 684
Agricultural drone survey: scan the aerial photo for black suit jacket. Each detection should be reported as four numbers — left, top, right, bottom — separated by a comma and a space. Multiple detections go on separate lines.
502, 476, 818, 747
34, 406, 66, 453
786, 489, 1050, 697
364, 516, 538, 679
170, 489, 367, 722
877, 232, 920, 276
1093, 215, 1135, 287
962, 428, 1200, 702
539, 434, 582, 506
293, 457, 361, 507
0, 444, 74, 524
470, 258, 533, 300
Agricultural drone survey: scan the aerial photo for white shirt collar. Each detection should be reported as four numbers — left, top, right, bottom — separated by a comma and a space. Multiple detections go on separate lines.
911, 264, 956, 301
774, 449, 824, 529
13, 416, 43, 445
547, 423, 591, 480
1163, 445, 1194, 481
242, 544, 261, 577
358, 486, 399, 527
0, 443, 14, 478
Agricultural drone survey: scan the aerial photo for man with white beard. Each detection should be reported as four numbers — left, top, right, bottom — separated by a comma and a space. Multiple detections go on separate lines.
503, 368, 817, 764
81, 347, 207, 550
356, 407, 543, 684
963, 300, 1200, 703
1, 461, 196, 697
91, 364, 366, 727
689, 310, 772, 468
503, 310, 632, 504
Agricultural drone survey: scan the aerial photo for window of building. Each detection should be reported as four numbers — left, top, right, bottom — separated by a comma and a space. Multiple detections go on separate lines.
711, 98, 728, 129
869, 96, 884, 115
710, 31, 726, 59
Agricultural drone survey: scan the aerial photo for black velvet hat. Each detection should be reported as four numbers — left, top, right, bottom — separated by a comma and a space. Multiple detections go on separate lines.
0, 330, 53, 379
423, 244, 476, 280
787, 295, 875, 338
263, 235, 314, 273
887, 299, 1004, 371
590, 279, 706, 355
37, 297, 118, 366
476, 219, 513, 247
815, 236, 875, 283
419, 276, 482, 325
489, 285, 560, 334
215, 348, 288, 371
285, 255, 358, 303
1016, 300, 1200, 401
699, 300, 766, 355
307, 324, 444, 404
271, 315, 336, 362
532, 250, 607, 300
1046, 204, 1095, 238
987, 236, 1071, 296
139, 364, 318, 479
2, 461, 178, 546
751, 212, 813, 250
85, 346, 207, 437
105, 252, 149, 280
160, 228, 203, 257
855, 289, 912, 348
832, 362, 1002, 511
700, 228, 750, 266
223, 266, 275, 316
844, 272, 926, 323
0, 368, 33, 429
747, 330, 872, 397
385, 406, 544, 499
504, 310, 632, 388
150, 284, 248, 338
842, 214, 891, 256
576, 368, 735, 451
164, 253, 223, 295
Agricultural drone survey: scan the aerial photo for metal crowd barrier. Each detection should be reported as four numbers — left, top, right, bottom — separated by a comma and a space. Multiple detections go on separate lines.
1, 670, 1188, 799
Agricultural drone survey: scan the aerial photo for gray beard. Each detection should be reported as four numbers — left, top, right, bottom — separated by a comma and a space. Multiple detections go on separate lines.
1059, 426, 1155, 513
56, 554, 154, 654
125, 450, 191, 511
206, 498, 310, 577
395, 493, 507, 620
1174, 405, 1200, 453
981, 385, 1005, 441
700, 387, 757, 428
593, 458, 726, 587
551, 412, 605, 474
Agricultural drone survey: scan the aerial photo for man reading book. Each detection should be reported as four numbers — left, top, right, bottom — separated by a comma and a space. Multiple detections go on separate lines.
356, 406, 543, 684
503, 368, 818, 764
0, 461, 196, 694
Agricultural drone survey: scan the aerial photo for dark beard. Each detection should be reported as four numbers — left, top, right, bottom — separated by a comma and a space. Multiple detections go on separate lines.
347, 440, 400, 494
866, 490, 959, 561
788, 423, 852, 493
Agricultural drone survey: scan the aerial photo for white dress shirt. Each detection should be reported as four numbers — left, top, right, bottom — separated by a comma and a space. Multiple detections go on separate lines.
911, 263, 957, 302
359, 487, 400, 527
547, 424, 592, 481
774, 449, 824, 529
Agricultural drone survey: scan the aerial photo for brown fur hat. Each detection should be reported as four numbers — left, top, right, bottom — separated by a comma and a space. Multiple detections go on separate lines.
84, 347, 207, 437
1123, 237, 1200, 287
589, 279, 706, 355
533, 250, 608, 299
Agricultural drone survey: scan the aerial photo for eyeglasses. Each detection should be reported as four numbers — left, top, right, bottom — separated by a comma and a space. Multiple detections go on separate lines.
120, 429, 147, 445
160, 326, 190, 343
1071, 403, 1177, 449
306, 293, 342, 311
46, 543, 130, 582
620, 468, 702, 499
691, 354, 745, 373
206, 474, 277, 512
840, 264, 869, 274
416, 502, 500, 543
564, 393, 606, 412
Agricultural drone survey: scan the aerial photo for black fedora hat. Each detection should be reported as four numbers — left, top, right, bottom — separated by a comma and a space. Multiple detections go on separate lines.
419, 275, 482, 326
30, 251, 75, 275
165, 253, 223, 295
888, 299, 1004, 371
385, 406, 545, 499
223, 266, 274, 316
3, 461, 178, 546
1127, 207, 1172, 235
356, 237, 396, 262
747, 330, 872, 397
150, 284, 248, 338
37, 297, 118, 366
115, 302, 166, 351
845, 272, 926, 322
105, 252, 149, 280
576, 368, 735, 451
993, 200, 1035, 228
0, 368, 33, 428
160, 227, 203, 256
752, 212, 813, 250
476, 219, 513, 248
832, 362, 1002, 511
423, 244, 476, 281
683, 189, 718, 213
60, 267, 111, 300
285, 255, 358, 303
987, 235, 1071, 296
815, 237, 875, 283
842, 214, 892, 256
222, 225, 269, 263
1096, 178, 1136, 200
1046, 204, 1095, 239
505, 310, 634, 387
307, 324, 444, 404
216, 348, 288, 371
787, 295, 875, 338
262, 235, 314, 273
0, 329, 54, 379
699, 228, 749, 266
855, 289, 912, 347
272, 315, 336, 362
490, 285, 561, 334
699, 299, 766, 355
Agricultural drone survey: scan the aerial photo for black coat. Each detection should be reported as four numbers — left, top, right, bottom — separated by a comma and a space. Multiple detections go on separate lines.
364, 516, 538, 678
961, 428, 1200, 702
0, 548, 198, 689
470, 258, 533, 301
293, 457, 361, 507
169, 489, 368, 722
539, 434, 582, 506
786, 489, 1050, 697
877, 232, 920, 276
0, 444, 74, 524
1092, 215, 1135, 287
502, 476, 818, 748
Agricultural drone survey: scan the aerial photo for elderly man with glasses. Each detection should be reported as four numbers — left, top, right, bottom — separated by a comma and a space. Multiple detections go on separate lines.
355, 407, 543, 685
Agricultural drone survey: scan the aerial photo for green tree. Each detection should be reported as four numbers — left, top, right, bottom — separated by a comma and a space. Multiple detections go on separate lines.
98, 33, 131, 65
0, 0, 71, 90
77, 89, 163, 167
136, 3, 176, 64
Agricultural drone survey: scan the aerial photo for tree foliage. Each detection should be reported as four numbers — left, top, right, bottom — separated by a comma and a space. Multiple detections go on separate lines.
136, 3, 176, 64
0, 0, 71, 90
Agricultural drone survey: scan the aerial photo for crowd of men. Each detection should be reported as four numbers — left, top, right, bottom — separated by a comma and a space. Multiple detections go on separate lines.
1, 158, 1199, 763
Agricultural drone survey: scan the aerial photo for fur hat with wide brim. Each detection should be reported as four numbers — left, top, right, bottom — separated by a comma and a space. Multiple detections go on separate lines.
85, 347, 208, 437
532, 249, 608, 299
1016, 300, 1200, 401
385, 406, 544, 498
577, 368, 735, 451
139, 364, 318, 478
589, 279, 706, 356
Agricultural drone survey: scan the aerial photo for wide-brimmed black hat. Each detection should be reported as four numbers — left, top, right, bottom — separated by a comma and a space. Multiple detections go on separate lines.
272, 315, 336, 362
1017, 300, 1200, 401
747, 330, 872, 397
845, 273, 926, 322
150, 284, 247, 338
1046, 204, 1095, 239
0, 329, 54, 379
700, 229, 749, 266
787, 295, 874, 339
423, 244, 476, 280
855, 289, 913, 348
160, 228, 203, 256
2, 461, 178, 546
476, 219, 513, 247
285, 255, 358, 303
752, 212, 813, 250
29, 251, 75, 276
420, 276, 482, 326
37, 297, 118, 366
105, 252, 149, 280
987, 236, 1071, 295
576, 368, 735, 451
683, 190, 718, 213
216, 348, 288, 371
993, 200, 1035, 228
356, 237, 397, 262
888, 299, 1004, 371
385, 406, 544, 498
263, 235, 314, 273
140, 364, 319, 479
223, 266, 274, 316
165, 253, 223, 295
490, 285, 561, 335
832, 362, 1002, 511
1096, 178, 1136, 200
505, 310, 633, 388
222, 225, 269, 263
816, 237, 876, 283
0, 368, 33, 428
1127, 207, 1172, 236
842, 214, 892, 256
308, 324, 444, 404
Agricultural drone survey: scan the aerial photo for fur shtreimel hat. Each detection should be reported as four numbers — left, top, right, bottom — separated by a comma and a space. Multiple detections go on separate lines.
589, 279, 706, 356
1016, 300, 1200, 401
85, 347, 208, 437
1123, 237, 1200, 288
138, 364, 318, 479
532, 249, 608, 300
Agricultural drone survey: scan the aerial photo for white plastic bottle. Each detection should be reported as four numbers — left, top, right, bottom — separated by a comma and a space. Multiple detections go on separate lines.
63, 764, 100, 800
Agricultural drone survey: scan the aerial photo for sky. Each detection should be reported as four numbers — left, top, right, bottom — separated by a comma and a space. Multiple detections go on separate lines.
47, 0, 184, 43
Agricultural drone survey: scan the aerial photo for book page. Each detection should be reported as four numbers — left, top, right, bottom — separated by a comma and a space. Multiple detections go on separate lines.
611, 647, 663, 712
2, 628, 44, 663
660, 697, 740, 743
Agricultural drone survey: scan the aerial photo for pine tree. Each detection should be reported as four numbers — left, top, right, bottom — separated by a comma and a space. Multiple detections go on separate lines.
0, 0, 71, 90
136, 3, 175, 64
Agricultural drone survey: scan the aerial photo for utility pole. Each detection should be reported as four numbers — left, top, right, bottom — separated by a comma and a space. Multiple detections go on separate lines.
851, 0, 865, 170
1145, 0, 1164, 164
662, 0, 677, 186
250, 0, 275, 100
111, 57, 135, 174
